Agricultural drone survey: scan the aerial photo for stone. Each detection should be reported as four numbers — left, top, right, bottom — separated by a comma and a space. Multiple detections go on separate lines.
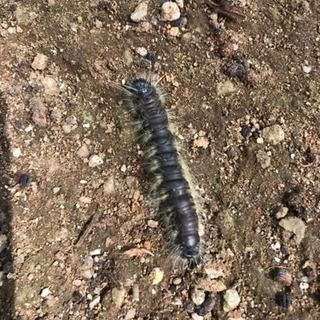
193, 136, 209, 149
41, 76, 58, 96
112, 287, 126, 308
279, 216, 306, 244
161, 2, 180, 21
130, 2, 148, 22
31, 53, 49, 70
40, 287, 51, 298
77, 145, 89, 158
256, 150, 271, 169
275, 206, 289, 219
30, 97, 47, 127
223, 289, 240, 312
216, 80, 235, 96
191, 288, 206, 306
11, 147, 21, 158
88, 155, 103, 167
261, 124, 285, 145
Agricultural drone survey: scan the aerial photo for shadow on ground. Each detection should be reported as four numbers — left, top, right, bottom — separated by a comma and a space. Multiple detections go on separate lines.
0, 94, 14, 319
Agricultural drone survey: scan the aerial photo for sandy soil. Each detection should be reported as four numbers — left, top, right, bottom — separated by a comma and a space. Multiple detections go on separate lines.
0, 0, 319, 319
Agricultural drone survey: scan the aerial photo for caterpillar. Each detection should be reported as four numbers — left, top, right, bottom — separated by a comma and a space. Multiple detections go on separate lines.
123, 77, 203, 266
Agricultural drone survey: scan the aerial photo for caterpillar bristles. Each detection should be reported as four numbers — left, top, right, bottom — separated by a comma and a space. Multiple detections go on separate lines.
123, 76, 204, 266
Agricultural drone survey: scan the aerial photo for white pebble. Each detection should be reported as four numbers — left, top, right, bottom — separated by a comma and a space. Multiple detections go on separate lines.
130, 2, 148, 22
302, 65, 312, 74
161, 2, 181, 21
136, 47, 148, 56
223, 289, 240, 312
90, 248, 102, 256
88, 155, 103, 167
261, 124, 285, 145
77, 144, 89, 158
191, 288, 206, 306
299, 282, 309, 291
53, 187, 60, 194
41, 287, 51, 298
11, 147, 21, 158
83, 269, 93, 279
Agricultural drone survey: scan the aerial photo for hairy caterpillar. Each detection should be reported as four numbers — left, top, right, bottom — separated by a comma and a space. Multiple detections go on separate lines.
123, 77, 203, 265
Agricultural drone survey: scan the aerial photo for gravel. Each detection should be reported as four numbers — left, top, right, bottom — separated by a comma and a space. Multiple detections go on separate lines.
223, 289, 241, 312
130, 2, 148, 22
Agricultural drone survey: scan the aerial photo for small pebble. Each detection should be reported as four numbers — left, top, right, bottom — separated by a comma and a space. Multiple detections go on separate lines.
130, 2, 148, 22
112, 287, 126, 308
161, 2, 181, 21
223, 289, 240, 312
120, 164, 127, 172
299, 281, 309, 291
11, 147, 21, 158
83, 269, 93, 279
77, 145, 89, 158
41, 76, 58, 96
62, 124, 72, 133
191, 313, 203, 320
302, 65, 312, 74
279, 216, 306, 244
216, 80, 235, 96
193, 137, 209, 149
53, 187, 60, 194
88, 155, 103, 167
30, 97, 47, 127
125, 308, 136, 320
40, 287, 51, 298
276, 206, 289, 219
72, 279, 82, 287
104, 177, 115, 194
89, 248, 102, 256
31, 53, 49, 70
132, 284, 140, 302
19, 174, 32, 186
135, 47, 148, 56
197, 278, 226, 292
261, 124, 285, 145
89, 296, 100, 309
256, 150, 271, 169
50, 108, 62, 123
191, 288, 206, 306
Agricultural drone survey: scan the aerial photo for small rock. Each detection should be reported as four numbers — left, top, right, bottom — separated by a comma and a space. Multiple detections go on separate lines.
132, 284, 140, 302
193, 137, 209, 149
176, 0, 184, 8
11, 147, 21, 158
136, 47, 148, 56
30, 97, 47, 127
83, 269, 93, 279
89, 296, 100, 309
62, 124, 72, 133
50, 108, 62, 123
31, 53, 49, 70
125, 308, 136, 320
104, 177, 115, 194
130, 2, 148, 22
41, 287, 51, 298
223, 289, 240, 312
41, 76, 58, 96
261, 124, 285, 145
204, 268, 224, 279
52, 187, 60, 194
120, 164, 127, 172
256, 137, 264, 144
256, 150, 271, 169
161, 2, 180, 21
123, 49, 133, 66
88, 155, 103, 167
191, 313, 203, 320
147, 220, 159, 228
197, 279, 226, 292
89, 248, 102, 256
216, 80, 235, 96
191, 288, 206, 306
77, 145, 89, 158
112, 287, 126, 308
168, 27, 180, 37
72, 279, 82, 287
279, 216, 306, 244
302, 65, 312, 74
275, 206, 289, 219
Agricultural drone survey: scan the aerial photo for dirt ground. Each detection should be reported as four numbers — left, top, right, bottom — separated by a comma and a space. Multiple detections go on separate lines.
0, 0, 319, 319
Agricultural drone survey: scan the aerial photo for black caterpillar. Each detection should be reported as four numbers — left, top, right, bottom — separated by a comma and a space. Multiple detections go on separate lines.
123, 77, 202, 265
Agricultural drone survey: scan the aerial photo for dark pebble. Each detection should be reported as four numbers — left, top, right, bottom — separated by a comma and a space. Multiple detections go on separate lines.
226, 63, 246, 78
8, 3, 17, 12
72, 290, 83, 303
269, 267, 292, 286
241, 125, 251, 138
275, 292, 291, 308
145, 52, 156, 63
19, 174, 32, 186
